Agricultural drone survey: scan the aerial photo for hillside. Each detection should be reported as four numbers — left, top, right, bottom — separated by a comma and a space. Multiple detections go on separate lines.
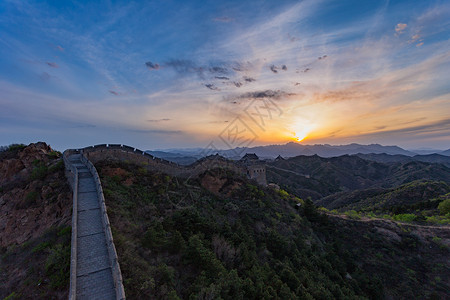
317, 180, 450, 213
266, 155, 450, 200
356, 153, 450, 167
96, 159, 449, 299
0, 143, 72, 299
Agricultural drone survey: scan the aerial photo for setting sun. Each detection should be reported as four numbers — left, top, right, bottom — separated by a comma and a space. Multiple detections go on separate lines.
291, 121, 316, 142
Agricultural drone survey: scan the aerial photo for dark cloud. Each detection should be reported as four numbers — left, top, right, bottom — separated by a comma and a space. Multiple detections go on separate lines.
270, 64, 287, 73
145, 61, 160, 70
46, 62, 58, 68
109, 90, 119, 95
129, 129, 183, 135
209, 120, 229, 124
351, 118, 450, 140
270, 65, 278, 73
147, 118, 171, 123
205, 83, 220, 91
236, 89, 296, 100
146, 59, 257, 85
166, 59, 200, 73
209, 66, 228, 74
213, 16, 234, 23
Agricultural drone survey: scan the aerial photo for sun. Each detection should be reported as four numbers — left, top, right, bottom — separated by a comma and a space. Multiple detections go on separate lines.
294, 131, 308, 142
291, 121, 316, 142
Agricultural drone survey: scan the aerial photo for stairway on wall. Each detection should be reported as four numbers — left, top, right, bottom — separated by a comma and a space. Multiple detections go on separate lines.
68, 154, 116, 299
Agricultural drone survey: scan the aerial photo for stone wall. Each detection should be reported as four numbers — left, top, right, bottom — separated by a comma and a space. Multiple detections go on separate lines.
74, 144, 266, 185
62, 152, 79, 300
247, 165, 267, 186
80, 153, 126, 299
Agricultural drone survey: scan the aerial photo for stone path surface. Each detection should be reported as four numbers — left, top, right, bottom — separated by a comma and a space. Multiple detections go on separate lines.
68, 154, 116, 300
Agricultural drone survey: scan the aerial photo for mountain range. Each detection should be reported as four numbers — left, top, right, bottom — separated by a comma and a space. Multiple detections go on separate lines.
148, 142, 450, 164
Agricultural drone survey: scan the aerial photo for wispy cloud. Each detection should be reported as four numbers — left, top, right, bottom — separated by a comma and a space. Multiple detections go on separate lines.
46, 62, 58, 68
145, 61, 160, 70
395, 23, 407, 34
147, 118, 171, 123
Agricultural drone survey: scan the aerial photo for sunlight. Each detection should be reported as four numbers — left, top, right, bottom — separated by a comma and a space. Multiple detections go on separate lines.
291, 121, 316, 142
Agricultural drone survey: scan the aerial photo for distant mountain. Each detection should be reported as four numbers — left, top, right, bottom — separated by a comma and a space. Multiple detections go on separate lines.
224, 142, 417, 158
155, 142, 417, 159
441, 149, 450, 156
145, 150, 198, 165
408, 148, 444, 155
356, 153, 450, 167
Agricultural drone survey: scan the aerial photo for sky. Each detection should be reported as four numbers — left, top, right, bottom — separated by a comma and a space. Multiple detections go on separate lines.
0, 0, 449, 151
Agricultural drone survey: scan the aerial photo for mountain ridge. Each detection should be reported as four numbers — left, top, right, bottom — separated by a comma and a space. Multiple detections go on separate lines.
149, 142, 422, 160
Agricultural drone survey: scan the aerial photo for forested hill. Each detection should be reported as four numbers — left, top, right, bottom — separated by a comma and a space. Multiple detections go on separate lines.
266, 154, 450, 200
96, 159, 449, 299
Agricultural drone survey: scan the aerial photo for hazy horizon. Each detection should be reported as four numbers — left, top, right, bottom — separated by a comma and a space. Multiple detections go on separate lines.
1, 0, 449, 151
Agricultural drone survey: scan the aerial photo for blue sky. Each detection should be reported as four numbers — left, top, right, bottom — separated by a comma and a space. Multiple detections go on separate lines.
0, 0, 449, 151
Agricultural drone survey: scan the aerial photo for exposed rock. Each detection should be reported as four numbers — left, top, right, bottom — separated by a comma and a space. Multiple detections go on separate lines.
0, 142, 71, 247
0, 142, 53, 186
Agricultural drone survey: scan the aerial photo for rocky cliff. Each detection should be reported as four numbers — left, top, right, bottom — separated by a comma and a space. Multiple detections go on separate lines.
0, 142, 72, 299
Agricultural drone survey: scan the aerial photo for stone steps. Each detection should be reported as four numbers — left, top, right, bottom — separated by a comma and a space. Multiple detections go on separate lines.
68, 155, 116, 299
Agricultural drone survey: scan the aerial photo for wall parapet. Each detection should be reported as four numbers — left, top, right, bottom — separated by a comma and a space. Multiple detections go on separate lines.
63, 151, 79, 300
76, 143, 266, 185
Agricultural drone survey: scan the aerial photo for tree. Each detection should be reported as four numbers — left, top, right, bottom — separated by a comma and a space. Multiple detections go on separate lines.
438, 198, 450, 215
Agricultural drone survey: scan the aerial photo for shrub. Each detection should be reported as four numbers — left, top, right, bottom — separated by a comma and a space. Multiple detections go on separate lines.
47, 151, 61, 159
345, 210, 361, 220
45, 243, 70, 289
3, 292, 20, 300
32, 241, 50, 253
438, 199, 450, 215
392, 214, 417, 222
25, 191, 39, 206
48, 160, 64, 173
278, 189, 289, 199
31, 162, 48, 180
8, 143, 26, 152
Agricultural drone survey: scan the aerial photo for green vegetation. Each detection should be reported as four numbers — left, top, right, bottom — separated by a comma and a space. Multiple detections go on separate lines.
47, 150, 61, 159
314, 180, 450, 225
3, 292, 20, 300
44, 243, 71, 289
98, 160, 449, 299
438, 198, 450, 215
0, 226, 71, 297
25, 191, 39, 206
392, 214, 417, 222
0, 143, 72, 298
99, 161, 382, 299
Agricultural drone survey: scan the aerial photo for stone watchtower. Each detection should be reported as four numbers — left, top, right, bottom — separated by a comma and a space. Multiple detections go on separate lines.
240, 153, 267, 186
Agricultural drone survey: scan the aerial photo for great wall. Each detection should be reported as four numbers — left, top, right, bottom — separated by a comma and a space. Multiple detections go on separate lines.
66, 144, 267, 186
63, 144, 267, 299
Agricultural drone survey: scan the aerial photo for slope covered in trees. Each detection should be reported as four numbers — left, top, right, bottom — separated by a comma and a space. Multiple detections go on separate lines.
97, 160, 449, 299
